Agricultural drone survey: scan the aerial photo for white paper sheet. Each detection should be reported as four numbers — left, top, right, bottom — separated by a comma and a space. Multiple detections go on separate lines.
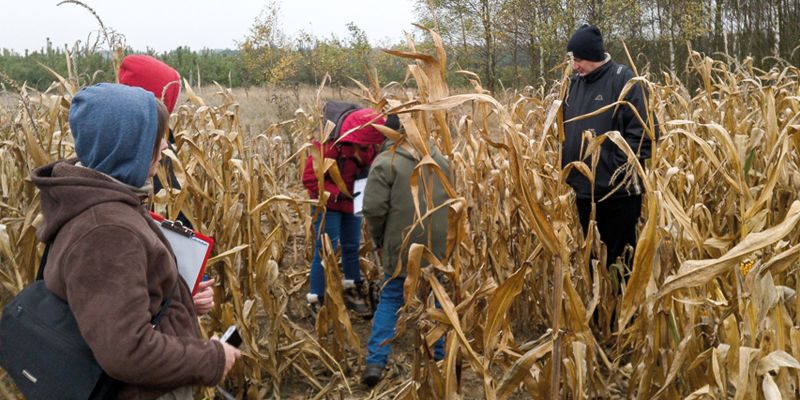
158, 227, 210, 294
352, 178, 368, 217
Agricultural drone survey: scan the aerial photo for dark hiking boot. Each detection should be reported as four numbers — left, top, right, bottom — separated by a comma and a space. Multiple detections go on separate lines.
343, 280, 373, 319
361, 364, 384, 387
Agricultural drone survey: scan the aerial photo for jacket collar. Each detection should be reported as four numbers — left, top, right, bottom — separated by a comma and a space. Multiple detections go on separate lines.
578, 59, 614, 84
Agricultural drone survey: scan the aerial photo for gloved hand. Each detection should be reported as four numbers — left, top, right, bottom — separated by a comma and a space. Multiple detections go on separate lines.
333, 192, 353, 202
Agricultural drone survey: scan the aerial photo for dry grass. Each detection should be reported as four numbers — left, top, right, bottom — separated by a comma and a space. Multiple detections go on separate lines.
2, 28, 800, 399
185, 85, 352, 136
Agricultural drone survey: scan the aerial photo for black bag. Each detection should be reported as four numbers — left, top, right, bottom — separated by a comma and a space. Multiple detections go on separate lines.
0, 245, 175, 399
322, 101, 360, 142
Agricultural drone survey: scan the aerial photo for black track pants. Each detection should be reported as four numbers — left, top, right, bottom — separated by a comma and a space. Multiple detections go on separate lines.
576, 195, 642, 267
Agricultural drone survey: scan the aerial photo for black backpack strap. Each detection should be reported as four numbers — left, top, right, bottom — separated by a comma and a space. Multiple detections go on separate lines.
35, 243, 52, 281
150, 281, 179, 328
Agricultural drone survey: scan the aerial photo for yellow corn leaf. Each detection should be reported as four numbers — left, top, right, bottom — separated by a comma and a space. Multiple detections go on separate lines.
652, 330, 694, 399
319, 236, 361, 358
427, 273, 484, 373
182, 78, 206, 107
542, 100, 562, 140
561, 161, 594, 185
497, 339, 553, 399
762, 374, 781, 400
398, 112, 430, 157
790, 127, 800, 153
619, 192, 658, 331
207, 244, 249, 265
484, 267, 527, 361
181, 137, 224, 187
659, 201, 800, 296
249, 195, 312, 215
659, 185, 705, 250
22, 124, 49, 168
712, 344, 729, 395
750, 243, 800, 279
572, 342, 587, 400
756, 350, 800, 375
733, 347, 760, 400
684, 385, 714, 400
742, 138, 788, 224
444, 333, 460, 400
322, 158, 350, 198
36, 62, 77, 95
671, 128, 742, 193
373, 123, 404, 143
704, 123, 749, 202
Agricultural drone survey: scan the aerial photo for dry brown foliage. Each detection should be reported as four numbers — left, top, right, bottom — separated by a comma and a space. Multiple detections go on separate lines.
2, 27, 800, 399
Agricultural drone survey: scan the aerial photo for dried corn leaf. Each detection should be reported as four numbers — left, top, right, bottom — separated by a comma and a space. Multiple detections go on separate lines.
659, 201, 800, 296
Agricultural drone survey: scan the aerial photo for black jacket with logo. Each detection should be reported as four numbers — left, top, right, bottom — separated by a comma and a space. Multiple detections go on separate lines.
561, 60, 658, 199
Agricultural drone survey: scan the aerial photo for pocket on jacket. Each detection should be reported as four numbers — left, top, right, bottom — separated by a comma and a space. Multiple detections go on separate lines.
599, 142, 628, 187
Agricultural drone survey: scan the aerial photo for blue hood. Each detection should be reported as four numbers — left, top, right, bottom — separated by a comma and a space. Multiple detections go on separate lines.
69, 83, 158, 188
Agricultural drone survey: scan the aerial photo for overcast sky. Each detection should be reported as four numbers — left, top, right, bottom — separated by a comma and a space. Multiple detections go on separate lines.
1, 0, 418, 52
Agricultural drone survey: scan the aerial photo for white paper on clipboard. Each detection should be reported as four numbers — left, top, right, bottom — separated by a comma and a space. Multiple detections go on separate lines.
159, 228, 209, 290
150, 212, 215, 294
352, 178, 368, 217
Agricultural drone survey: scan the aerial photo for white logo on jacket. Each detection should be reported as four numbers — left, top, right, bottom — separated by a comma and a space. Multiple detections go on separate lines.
594, 94, 603, 101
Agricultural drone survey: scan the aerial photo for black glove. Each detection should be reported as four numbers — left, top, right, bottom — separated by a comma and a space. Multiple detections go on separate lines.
334, 192, 352, 202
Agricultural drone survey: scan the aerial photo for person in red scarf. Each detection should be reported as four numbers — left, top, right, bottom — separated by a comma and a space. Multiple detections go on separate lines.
302, 107, 388, 319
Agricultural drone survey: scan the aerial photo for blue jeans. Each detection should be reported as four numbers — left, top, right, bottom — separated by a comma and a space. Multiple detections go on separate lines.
366, 275, 445, 366
309, 208, 362, 300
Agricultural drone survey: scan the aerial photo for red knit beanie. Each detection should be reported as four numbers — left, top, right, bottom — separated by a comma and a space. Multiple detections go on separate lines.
338, 109, 386, 145
118, 55, 181, 113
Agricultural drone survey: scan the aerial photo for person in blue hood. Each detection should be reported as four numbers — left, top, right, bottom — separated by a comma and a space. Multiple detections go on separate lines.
68, 83, 163, 188
32, 83, 240, 399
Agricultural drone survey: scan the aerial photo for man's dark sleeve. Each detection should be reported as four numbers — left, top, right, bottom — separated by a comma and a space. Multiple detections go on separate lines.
618, 70, 658, 161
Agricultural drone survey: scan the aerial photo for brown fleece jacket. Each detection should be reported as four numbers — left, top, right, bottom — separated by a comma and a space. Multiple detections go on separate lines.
32, 160, 225, 400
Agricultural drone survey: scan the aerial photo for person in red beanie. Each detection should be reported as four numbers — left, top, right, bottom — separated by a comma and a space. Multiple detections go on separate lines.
118, 55, 184, 205
302, 106, 388, 319
119, 55, 216, 317
119, 55, 181, 113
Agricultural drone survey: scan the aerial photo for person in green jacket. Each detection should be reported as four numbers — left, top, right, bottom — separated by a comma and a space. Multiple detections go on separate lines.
360, 121, 451, 387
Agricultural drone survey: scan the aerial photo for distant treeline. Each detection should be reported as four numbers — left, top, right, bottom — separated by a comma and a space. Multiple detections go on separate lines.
421, 0, 800, 92
0, 46, 244, 91
0, 37, 410, 92
2, 0, 799, 92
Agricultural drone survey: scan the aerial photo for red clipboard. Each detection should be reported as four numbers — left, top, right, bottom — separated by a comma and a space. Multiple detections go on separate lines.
149, 212, 214, 295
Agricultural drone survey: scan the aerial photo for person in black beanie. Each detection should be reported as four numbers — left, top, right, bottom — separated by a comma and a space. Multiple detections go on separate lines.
567, 24, 606, 64
384, 114, 401, 131
561, 24, 659, 331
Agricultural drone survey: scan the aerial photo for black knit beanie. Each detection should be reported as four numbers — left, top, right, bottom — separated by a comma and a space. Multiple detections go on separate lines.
384, 114, 401, 131
567, 24, 605, 62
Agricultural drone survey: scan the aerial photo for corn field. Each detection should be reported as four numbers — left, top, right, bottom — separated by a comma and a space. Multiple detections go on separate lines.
2, 27, 800, 399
